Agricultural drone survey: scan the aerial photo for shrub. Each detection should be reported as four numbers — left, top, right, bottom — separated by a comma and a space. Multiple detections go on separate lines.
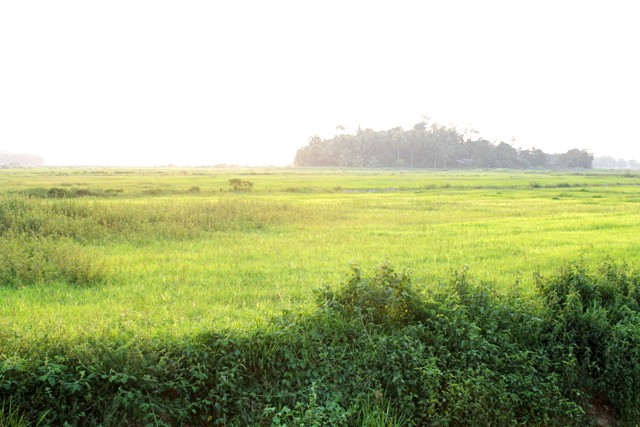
228, 179, 253, 192
316, 262, 426, 328
3, 260, 640, 425
537, 258, 640, 423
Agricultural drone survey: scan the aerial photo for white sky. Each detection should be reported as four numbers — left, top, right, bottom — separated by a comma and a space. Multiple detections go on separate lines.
1, 1, 638, 166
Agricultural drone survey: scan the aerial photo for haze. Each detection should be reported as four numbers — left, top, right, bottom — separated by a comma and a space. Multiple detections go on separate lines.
1, 1, 638, 166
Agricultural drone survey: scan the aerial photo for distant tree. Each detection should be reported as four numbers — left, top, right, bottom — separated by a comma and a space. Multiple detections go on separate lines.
495, 142, 520, 168
594, 156, 639, 169
294, 135, 333, 166
407, 121, 428, 168
593, 156, 615, 169
519, 148, 548, 168
293, 123, 592, 170
388, 126, 405, 167
468, 140, 497, 168
561, 149, 593, 169
0, 151, 44, 166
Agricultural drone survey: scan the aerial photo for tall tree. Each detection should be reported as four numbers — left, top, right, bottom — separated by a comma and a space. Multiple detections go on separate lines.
294, 123, 593, 170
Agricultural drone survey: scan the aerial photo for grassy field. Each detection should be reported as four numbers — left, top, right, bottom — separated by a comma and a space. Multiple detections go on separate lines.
2, 167, 640, 425
2, 167, 640, 343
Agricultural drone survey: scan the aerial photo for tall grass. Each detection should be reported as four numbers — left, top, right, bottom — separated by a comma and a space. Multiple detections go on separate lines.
0, 196, 300, 244
2, 170, 640, 342
2, 168, 640, 424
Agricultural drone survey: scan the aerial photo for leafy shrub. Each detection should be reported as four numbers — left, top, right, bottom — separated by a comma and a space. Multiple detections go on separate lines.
18, 187, 108, 199
229, 179, 253, 192
537, 258, 640, 423
3, 260, 640, 425
141, 187, 165, 196
316, 262, 427, 328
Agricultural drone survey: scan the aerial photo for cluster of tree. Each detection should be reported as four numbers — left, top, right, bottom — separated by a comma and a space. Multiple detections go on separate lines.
294, 122, 593, 169
0, 150, 44, 167
593, 156, 640, 169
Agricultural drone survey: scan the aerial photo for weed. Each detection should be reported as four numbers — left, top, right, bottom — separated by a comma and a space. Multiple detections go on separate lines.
229, 179, 253, 192
0, 235, 107, 287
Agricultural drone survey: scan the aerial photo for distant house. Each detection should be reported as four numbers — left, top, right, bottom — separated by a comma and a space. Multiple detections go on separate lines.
456, 158, 473, 167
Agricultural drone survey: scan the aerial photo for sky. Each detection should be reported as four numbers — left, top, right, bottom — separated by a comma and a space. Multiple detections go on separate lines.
1, 1, 638, 166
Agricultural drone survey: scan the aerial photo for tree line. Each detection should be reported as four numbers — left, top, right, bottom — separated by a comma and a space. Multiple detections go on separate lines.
0, 151, 44, 167
294, 121, 593, 169
593, 156, 640, 170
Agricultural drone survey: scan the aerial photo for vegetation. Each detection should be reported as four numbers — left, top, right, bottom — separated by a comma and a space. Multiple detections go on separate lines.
593, 155, 640, 169
2, 167, 640, 425
0, 151, 44, 168
294, 122, 594, 169
2, 261, 640, 425
228, 178, 254, 192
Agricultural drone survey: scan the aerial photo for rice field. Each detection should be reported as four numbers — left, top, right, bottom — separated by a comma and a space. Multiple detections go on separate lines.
2, 167, 640, 347
3, 167, 640, 425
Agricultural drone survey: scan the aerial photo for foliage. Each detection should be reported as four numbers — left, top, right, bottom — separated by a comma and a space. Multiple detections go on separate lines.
228, 178, 253, 192
537, 258, 640, 423
593, 155, 640, 169
3, 261, 640, 425
316, 262, 426, 328
294, 122, 593, 169
3, 169, 640, 424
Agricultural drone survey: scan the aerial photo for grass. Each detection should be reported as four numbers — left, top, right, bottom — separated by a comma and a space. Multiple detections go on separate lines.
2, 168, 640, 345
2, 167, 640, 424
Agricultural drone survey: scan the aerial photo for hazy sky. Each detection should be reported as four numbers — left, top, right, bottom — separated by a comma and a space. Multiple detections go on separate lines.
1, 1, 638, 166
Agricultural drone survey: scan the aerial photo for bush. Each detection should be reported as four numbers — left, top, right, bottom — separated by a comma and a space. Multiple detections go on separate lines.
316, 262, 426, 328
3, 260, 640, 425
228, 179, 253, 192
537, 258, 640, 423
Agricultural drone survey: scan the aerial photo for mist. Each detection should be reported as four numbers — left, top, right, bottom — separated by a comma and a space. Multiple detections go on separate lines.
1, 1, 639, 166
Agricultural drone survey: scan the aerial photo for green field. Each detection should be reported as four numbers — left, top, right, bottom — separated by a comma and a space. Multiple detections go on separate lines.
2, 167, 640, 425
2, 168, 640, 339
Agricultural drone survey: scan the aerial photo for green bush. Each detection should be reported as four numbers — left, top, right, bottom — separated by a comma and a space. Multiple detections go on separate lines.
537, 258, 640, 423
228, 179, 253, 192
316, 262, 427, 328
2, 260, 640, 425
